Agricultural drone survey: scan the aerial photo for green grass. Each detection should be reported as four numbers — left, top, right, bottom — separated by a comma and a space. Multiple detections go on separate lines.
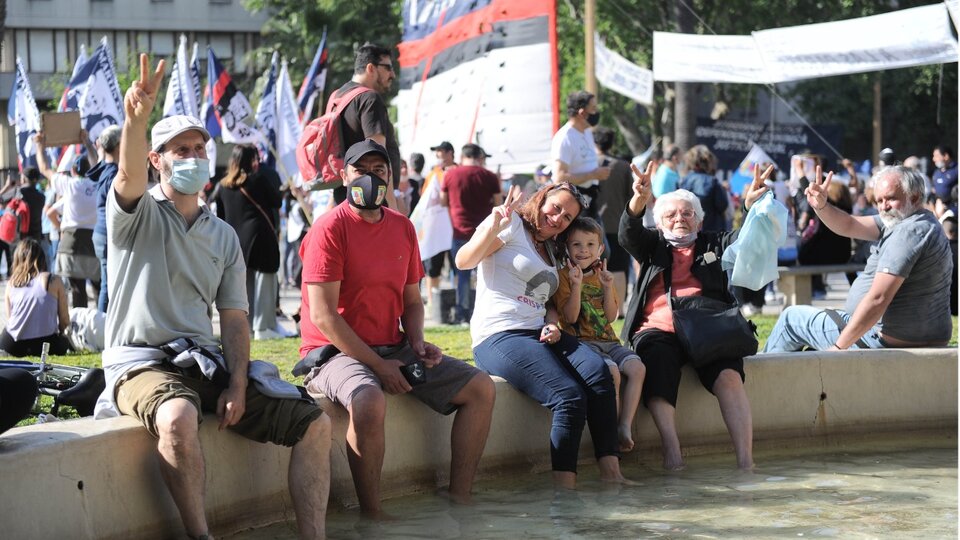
17, 315, 958, 425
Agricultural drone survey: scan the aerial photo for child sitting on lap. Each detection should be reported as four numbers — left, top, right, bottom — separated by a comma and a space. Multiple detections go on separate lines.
552, 217, 646, 452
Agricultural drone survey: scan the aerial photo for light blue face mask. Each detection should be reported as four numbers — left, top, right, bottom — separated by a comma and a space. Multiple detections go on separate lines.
168, 158, 210, 195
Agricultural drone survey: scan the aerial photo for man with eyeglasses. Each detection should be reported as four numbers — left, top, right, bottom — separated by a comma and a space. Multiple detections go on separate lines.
329, 43, 401, 209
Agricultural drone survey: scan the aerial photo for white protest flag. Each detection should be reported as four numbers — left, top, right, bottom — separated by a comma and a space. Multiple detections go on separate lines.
75, 36, 125, 142
163, 35, 201, 120
594, 33, 654, 105
7, 57, 41, 169
254, 51, 279, 169
190, 43, 202, 109
207, 46, 259, 144
753, 3, 959, 83
408, 167, 453, 260
275, 60, 303, 182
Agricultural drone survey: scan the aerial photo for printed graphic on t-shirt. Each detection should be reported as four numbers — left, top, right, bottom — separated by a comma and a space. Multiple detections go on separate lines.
519, 269, 558, 310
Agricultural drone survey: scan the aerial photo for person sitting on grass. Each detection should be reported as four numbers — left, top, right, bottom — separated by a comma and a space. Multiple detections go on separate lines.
0, 238, 71, 357
551, 216, 646, 452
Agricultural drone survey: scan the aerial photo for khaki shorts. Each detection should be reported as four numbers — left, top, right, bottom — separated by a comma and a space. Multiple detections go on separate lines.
303, 342, 481, 415
116, 364, 323, 447
584, 340, 643, 370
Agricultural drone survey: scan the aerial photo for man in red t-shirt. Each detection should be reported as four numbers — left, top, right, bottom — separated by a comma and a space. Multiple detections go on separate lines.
440, 143, 502, 323
295, 140, 495, 518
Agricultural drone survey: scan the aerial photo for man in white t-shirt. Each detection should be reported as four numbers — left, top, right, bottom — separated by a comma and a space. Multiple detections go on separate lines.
551, 90, 610, 218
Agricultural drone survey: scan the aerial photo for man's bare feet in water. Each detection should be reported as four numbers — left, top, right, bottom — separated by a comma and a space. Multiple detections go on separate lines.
618, 423, 635, 453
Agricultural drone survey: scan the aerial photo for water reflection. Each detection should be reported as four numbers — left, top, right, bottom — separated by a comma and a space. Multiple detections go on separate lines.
230, 445, 957, 539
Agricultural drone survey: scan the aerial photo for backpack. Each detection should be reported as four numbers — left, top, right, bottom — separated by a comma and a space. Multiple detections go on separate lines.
0, 195, 30, 244
295, 85, 373, 187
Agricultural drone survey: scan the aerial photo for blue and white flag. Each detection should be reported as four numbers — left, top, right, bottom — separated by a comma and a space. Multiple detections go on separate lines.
730, 142, 777, 196
54, 45, 90, 171
297, 29, 329, 123
190, 43, 202, 109
276, 60, 304, 181
7, 57, 41, 170
255, 51, 279, 169
162, 35, 201, 120
72, 36, 124, 143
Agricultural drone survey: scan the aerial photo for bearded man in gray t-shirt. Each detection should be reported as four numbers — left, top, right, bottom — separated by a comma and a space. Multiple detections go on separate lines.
764, 165, 953, 352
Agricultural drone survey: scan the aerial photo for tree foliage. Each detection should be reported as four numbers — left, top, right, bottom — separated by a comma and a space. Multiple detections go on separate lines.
243, 0, 403, 106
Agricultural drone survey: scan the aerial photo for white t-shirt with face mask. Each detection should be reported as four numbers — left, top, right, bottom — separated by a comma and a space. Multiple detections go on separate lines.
470, 214, 559, 348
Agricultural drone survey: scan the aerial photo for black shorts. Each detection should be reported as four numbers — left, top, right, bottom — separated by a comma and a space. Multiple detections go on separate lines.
604, 233, 631, 273
630, 329, 745, 408
424, 250, 452, 279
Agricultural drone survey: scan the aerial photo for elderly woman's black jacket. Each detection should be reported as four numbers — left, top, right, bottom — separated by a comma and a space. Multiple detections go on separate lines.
617, 207, 738, 344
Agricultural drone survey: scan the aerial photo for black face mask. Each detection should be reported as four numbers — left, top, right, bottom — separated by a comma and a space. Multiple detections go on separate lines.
586, 111, 601, 127
347, 173, 388, 210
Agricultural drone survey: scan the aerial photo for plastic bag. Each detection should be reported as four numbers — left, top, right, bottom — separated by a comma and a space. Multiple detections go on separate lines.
721, 191, 789, 291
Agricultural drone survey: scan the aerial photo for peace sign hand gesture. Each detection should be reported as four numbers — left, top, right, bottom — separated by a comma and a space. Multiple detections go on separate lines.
566, 259, 583, 287
743, 164, 774, 210
804, 165, 834, 212
492, 184, 523, 234
627, 161, 654, 216
598, 259, 614, 288
124, 53, 166, 127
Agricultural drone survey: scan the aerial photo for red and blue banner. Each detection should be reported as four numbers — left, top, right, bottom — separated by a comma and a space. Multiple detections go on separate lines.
396, 0, 558, 174
206, 47, 258, 144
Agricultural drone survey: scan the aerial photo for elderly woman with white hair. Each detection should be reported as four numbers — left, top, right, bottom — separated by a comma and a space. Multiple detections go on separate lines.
618, 162, 773, 471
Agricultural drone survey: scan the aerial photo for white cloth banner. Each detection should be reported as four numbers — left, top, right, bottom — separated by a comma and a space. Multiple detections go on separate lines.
654, 32, 769, 84
654, 3, 959, 84
594, 33, 654, 105
754, 3, 959, 83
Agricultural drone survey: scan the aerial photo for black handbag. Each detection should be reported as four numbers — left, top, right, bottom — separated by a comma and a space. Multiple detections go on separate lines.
664, 265, 758, 367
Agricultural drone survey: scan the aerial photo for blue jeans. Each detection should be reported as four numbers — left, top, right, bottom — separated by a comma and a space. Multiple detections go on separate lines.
93, 232, 108, 312
473, 329, 618, 472
763, 305, 885, 352
449, 238, 472, 320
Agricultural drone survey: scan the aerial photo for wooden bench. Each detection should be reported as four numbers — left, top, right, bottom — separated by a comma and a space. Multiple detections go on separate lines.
777, 263, 865, 306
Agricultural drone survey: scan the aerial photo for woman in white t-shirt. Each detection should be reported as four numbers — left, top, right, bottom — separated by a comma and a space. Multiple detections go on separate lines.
456, 182, 630, 489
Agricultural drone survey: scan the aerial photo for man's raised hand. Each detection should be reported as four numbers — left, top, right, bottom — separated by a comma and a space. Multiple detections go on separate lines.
124, 54, 165, 125
804, 164, 834, 211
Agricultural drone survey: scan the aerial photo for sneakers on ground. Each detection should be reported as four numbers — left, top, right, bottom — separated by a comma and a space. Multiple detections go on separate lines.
740, 304, 760, 317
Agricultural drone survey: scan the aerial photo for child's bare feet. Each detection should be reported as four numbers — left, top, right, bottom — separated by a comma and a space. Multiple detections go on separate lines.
617, 423, 635, 453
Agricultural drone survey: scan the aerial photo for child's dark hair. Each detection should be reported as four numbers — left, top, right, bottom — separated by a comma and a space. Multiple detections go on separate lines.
563, 216, 604, 242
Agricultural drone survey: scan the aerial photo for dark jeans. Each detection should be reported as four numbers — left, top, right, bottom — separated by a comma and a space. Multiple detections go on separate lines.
473, 329, 618, 472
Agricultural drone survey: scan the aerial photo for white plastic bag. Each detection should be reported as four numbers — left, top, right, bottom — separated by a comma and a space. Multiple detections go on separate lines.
721, 192, 789, 291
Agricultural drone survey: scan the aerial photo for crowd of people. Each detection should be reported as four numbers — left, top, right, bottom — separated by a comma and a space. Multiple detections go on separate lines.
0, 43, 955, 540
